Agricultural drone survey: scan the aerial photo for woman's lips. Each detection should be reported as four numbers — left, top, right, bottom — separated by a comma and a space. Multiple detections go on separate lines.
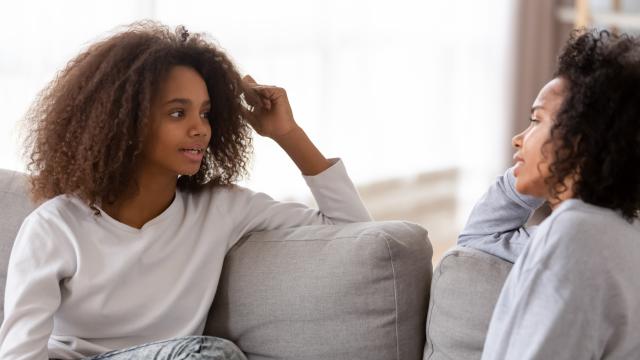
513, 160, 524, 177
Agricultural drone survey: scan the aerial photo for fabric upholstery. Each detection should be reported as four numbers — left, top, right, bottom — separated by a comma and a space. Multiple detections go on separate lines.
0, 169, 37, 324
0, 169, 433, 359
206, 221, 433, 360
423, 246, 512, 360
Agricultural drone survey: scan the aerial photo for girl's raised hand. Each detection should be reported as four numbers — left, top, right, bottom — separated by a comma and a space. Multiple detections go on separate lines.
242, 75, 299, 140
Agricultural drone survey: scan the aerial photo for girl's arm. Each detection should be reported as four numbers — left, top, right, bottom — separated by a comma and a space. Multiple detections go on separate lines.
0, 214, 74, 360
223, 77, 371, 243
457, 167, 545, 262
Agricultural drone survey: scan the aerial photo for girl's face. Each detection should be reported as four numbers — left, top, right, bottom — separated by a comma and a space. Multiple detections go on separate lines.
142, 65, 212, 178
512, 77, 566, 198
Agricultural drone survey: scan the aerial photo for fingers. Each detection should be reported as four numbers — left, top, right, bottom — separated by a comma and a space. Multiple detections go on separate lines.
242, 74, 283, 96
241, 75, 263, 110
243, 74, 257, 85
241, 74, 288, 112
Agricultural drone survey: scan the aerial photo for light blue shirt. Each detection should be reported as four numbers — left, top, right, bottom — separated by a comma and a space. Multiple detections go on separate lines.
460, 168, 640, 359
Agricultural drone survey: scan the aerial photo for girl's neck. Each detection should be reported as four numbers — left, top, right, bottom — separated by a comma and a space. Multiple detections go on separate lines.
101, 167, 177, 229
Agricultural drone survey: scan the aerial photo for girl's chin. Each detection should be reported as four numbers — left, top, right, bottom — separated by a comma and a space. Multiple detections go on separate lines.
177, 167, 201, 177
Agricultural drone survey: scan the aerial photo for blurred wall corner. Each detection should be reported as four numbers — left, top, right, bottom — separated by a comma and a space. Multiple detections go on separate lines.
357, 167, 459, 264
511, 0, 573, 225
509, 0, 570, 151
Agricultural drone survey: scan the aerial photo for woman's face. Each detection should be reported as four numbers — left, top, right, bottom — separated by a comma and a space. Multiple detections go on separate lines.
141, 65, 212, 178
512, 77, 566, 198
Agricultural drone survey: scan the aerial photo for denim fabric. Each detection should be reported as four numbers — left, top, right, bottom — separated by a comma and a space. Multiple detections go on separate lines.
83, 336, 247, 360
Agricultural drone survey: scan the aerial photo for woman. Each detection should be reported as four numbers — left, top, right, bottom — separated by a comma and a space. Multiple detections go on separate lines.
0, 21, 371, 359
459, 30, 640, 359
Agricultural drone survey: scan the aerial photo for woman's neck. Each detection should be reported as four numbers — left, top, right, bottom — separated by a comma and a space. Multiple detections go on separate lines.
548, 176, 577, 211
101, 167, 177, 229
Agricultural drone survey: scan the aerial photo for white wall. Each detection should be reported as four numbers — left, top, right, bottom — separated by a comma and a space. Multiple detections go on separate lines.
0, 0, 517, 226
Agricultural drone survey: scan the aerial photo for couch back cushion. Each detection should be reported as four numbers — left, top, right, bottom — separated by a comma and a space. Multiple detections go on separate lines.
0, 169, 38, 324
423, 246, 512, 360
206, 221, 433, 360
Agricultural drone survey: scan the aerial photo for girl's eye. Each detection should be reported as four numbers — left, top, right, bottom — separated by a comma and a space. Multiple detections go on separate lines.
529, 117, 540, 125
169, 110, 185, 118
201, 111, 211, 120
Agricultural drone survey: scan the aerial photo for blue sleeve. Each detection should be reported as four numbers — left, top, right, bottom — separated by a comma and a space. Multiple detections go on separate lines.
457, 167, 544, 262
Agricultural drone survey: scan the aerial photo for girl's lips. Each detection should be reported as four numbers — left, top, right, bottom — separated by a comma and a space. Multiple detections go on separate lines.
180, 149, 204, 162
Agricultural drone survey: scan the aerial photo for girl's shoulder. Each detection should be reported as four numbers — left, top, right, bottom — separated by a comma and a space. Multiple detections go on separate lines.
179, 183, 269, 209
25, 194, 92, 227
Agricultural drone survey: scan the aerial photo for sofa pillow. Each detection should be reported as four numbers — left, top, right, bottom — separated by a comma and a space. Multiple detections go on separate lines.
205, 221, 432, 360
423, 246, 512, 360
0, 169, 37, 324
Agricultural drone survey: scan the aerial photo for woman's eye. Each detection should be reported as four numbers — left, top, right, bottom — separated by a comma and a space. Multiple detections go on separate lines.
529, 117, 540, 124
201, 111, 211, 120
169, 110, 185, 118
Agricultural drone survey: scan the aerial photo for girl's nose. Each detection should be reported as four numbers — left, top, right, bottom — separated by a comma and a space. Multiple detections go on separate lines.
189, 117, 210, 138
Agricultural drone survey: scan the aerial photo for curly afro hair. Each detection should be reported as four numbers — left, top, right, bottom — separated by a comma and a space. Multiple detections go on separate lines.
549, 29, 640, 220
24, 21, 256, 208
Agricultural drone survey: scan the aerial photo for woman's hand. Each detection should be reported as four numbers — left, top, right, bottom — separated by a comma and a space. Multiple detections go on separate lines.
242, 75, 300, 141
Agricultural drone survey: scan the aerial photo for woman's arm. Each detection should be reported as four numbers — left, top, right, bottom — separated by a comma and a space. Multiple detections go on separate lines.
457, 167, 545, 262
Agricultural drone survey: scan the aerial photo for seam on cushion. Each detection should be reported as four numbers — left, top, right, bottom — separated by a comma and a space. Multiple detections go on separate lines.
228, 233, 386, 255
0, 191, 29, 198
381, 233, 400, 360
244, 233, 383, 243
424, 251, 461, 359
449, 251, 514, 270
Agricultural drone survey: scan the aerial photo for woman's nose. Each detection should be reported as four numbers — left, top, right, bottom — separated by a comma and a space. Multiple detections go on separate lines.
512, 131, 523, 149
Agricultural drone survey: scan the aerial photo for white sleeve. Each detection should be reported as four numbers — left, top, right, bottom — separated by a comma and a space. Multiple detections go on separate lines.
230, 158, 372, 242
0, 213, 76, 360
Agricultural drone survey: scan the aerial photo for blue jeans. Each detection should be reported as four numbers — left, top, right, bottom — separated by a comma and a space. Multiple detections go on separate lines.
83, 336, 247, 360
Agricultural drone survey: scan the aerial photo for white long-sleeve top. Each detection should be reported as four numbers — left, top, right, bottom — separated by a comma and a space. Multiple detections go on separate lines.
0, 159, 372, 359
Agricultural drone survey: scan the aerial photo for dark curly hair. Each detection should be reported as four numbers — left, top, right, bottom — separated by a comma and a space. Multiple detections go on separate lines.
548, 29, 640, 220
24, 21, 257, 208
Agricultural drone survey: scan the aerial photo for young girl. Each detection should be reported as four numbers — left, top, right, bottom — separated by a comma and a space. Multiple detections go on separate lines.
0, 22, 371, 359
459, 30, 640, 359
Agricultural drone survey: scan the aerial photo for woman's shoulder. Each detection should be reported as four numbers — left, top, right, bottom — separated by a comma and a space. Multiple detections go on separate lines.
546, 199, 636, 238
528, 199, 639, 270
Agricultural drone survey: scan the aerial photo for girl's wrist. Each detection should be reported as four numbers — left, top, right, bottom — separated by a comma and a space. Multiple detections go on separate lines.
271, 124, 303, 143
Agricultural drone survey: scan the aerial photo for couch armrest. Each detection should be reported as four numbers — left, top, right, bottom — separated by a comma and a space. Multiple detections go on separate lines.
205, 221, 432, 360
424, 246, 512, 360
0, 169, 37, 324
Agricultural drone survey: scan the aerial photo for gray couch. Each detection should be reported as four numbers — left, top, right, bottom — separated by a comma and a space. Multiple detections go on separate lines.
0, 168, 512, 360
